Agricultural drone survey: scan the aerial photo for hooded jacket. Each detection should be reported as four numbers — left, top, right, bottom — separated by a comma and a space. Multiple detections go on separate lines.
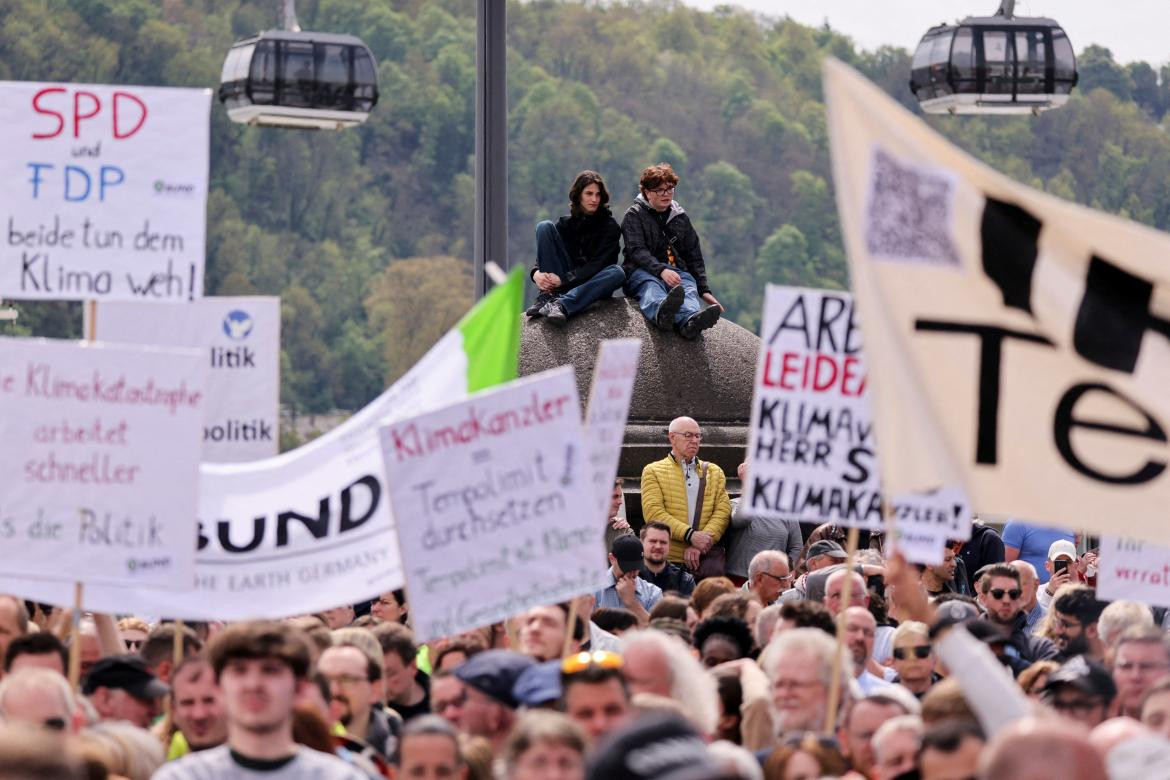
620, 194, 711, 295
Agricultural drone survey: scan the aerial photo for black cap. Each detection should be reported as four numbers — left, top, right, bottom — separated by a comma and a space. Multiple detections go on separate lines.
963, 619, 1008, 645
1044, 655, 1117, 701
81, 655, 169, 699
612, 535, 644, 574
587, 713, 730, 780
807, 540, 847, 560
453, 650, 534, 709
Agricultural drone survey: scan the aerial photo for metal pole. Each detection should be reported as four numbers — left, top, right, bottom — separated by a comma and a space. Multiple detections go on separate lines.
474, 0, 508, 300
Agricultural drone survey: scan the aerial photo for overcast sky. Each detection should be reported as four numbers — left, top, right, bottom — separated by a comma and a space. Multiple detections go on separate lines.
684, 0, 1170, 67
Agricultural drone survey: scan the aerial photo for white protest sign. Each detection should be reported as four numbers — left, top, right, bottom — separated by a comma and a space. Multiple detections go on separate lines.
584, 339, 640, 521
888, 488, 971, 565
826, 59, 1170, 544
746, 285, 882, 528
1097, 536, 1170, 607
96, 297, 280, 462
0, 337, 205, 588
0, 82, 210, 302
381, 367, 604, 643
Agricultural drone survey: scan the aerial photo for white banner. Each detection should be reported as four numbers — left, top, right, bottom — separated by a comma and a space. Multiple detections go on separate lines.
826, 58, 1170, 545
381, 367, 604, 643
0, 82, 210, 302
0, 328, 472, 618
95, 297, 280, 462
0, 337, 205, 588
1097, 536, 1170, 607
746, 285, 882, 528
584, 339, 640, 524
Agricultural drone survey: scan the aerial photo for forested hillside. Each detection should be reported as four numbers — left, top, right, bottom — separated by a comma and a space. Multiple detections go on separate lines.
3, 0, 1169, 438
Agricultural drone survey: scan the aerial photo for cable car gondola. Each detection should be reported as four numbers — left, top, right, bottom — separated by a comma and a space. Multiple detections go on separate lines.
909, 0, 1077, 115
218, 29, 379, 130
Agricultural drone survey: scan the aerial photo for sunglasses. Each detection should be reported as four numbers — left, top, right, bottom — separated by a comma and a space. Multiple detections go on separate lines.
561, 650, 623, 675
42, 717, 66, 731
892, 645, 932, 660
988, 588, 1022, 600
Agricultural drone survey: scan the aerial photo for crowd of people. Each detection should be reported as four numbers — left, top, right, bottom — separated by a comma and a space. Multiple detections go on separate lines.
0, 416, 1164, 780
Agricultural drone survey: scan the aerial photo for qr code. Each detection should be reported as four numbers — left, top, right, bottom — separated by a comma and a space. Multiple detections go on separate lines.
865, 148, 960, 267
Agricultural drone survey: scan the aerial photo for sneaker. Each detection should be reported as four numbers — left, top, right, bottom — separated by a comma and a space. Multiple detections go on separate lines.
526, 291, 554, 317
678, 304, 721, 339
653, 285, 686, 330
539, 299, 568, 325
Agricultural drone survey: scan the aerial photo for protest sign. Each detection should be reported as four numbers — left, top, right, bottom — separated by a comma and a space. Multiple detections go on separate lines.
0, 268, 525, 618
0, 82, 210, 302
583, 339, 640, 522
95, 297, 280, 462
1097, 536, 1170, 607
888, 487, 971, 565
746, 285, 882, 528
826, 58, 1170, 544
0, 337, 205, 588
381, 366, 604, 643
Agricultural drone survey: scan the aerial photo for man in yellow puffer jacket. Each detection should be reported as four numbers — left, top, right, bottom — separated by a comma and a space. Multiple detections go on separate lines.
640, 416, 732, 570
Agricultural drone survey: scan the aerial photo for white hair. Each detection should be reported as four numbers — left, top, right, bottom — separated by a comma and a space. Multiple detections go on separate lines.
667, 416, 698, 434
748, 550, 788, 580
872, 714, 924, 763
707, 739, 765, 780
621, 628, 719, 735
755, 603, 784, 649
1098, 601, 1154, 648
0, 667, 74, 717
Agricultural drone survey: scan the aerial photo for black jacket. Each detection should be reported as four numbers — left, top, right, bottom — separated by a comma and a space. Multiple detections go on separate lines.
1004, 611, 1059, 669
640, 562, 696, 598
531, 208, 621, 291
959, 524, 1005, 592
620, 196, 711, 294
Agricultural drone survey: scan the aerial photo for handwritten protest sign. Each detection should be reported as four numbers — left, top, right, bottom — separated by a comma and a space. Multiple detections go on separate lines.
380, 367, 604, 642
0, 337, 205, 588
96, 297, 280, 462
888, 487, 971, 565
0, 82, 210, 301
583, 339, 640, 522
1097, 536, 1170, 608
746, 285, 882, 528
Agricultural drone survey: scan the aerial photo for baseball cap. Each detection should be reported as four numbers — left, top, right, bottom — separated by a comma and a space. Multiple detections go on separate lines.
511, 660, 562, 708
1048, 540, 1077, 561
1044, 655, 1117, 701
807, 540, 847, 560
586, 713, 729, 780
454, 650, 535, 709
612, 536, 644, 574
81, 655, 169, 699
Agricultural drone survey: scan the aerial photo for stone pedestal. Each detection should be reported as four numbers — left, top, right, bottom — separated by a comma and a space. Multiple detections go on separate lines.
518, 298, 760, 524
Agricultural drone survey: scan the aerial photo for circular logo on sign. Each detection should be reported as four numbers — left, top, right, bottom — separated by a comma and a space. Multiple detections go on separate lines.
223, 310, 254, 340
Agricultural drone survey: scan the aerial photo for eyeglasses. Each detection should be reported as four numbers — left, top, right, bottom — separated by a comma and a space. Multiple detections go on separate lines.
42, 717, 66, 731
988, 588, 1022, 600
670, 431, 702, 441
760, 571, 793, 585
892, 645, 932, 660
648, 186, 676, 196
125, 640, 144, 651
562, 650, 623, 675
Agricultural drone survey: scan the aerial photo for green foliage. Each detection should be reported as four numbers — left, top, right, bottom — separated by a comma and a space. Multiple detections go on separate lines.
6, 0, 1170, 416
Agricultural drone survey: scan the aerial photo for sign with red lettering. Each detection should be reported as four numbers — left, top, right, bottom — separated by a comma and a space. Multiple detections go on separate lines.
1097, 536, 1170, 608
826, 59, 1170, 544
746, 286, 882, 528
380, 366, 604, 642
0, 82, 210, 302
0, 337, 206, 588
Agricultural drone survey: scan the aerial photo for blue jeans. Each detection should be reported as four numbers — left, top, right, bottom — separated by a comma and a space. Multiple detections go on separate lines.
534, 221, 625, 317
624, 267, 701, 326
